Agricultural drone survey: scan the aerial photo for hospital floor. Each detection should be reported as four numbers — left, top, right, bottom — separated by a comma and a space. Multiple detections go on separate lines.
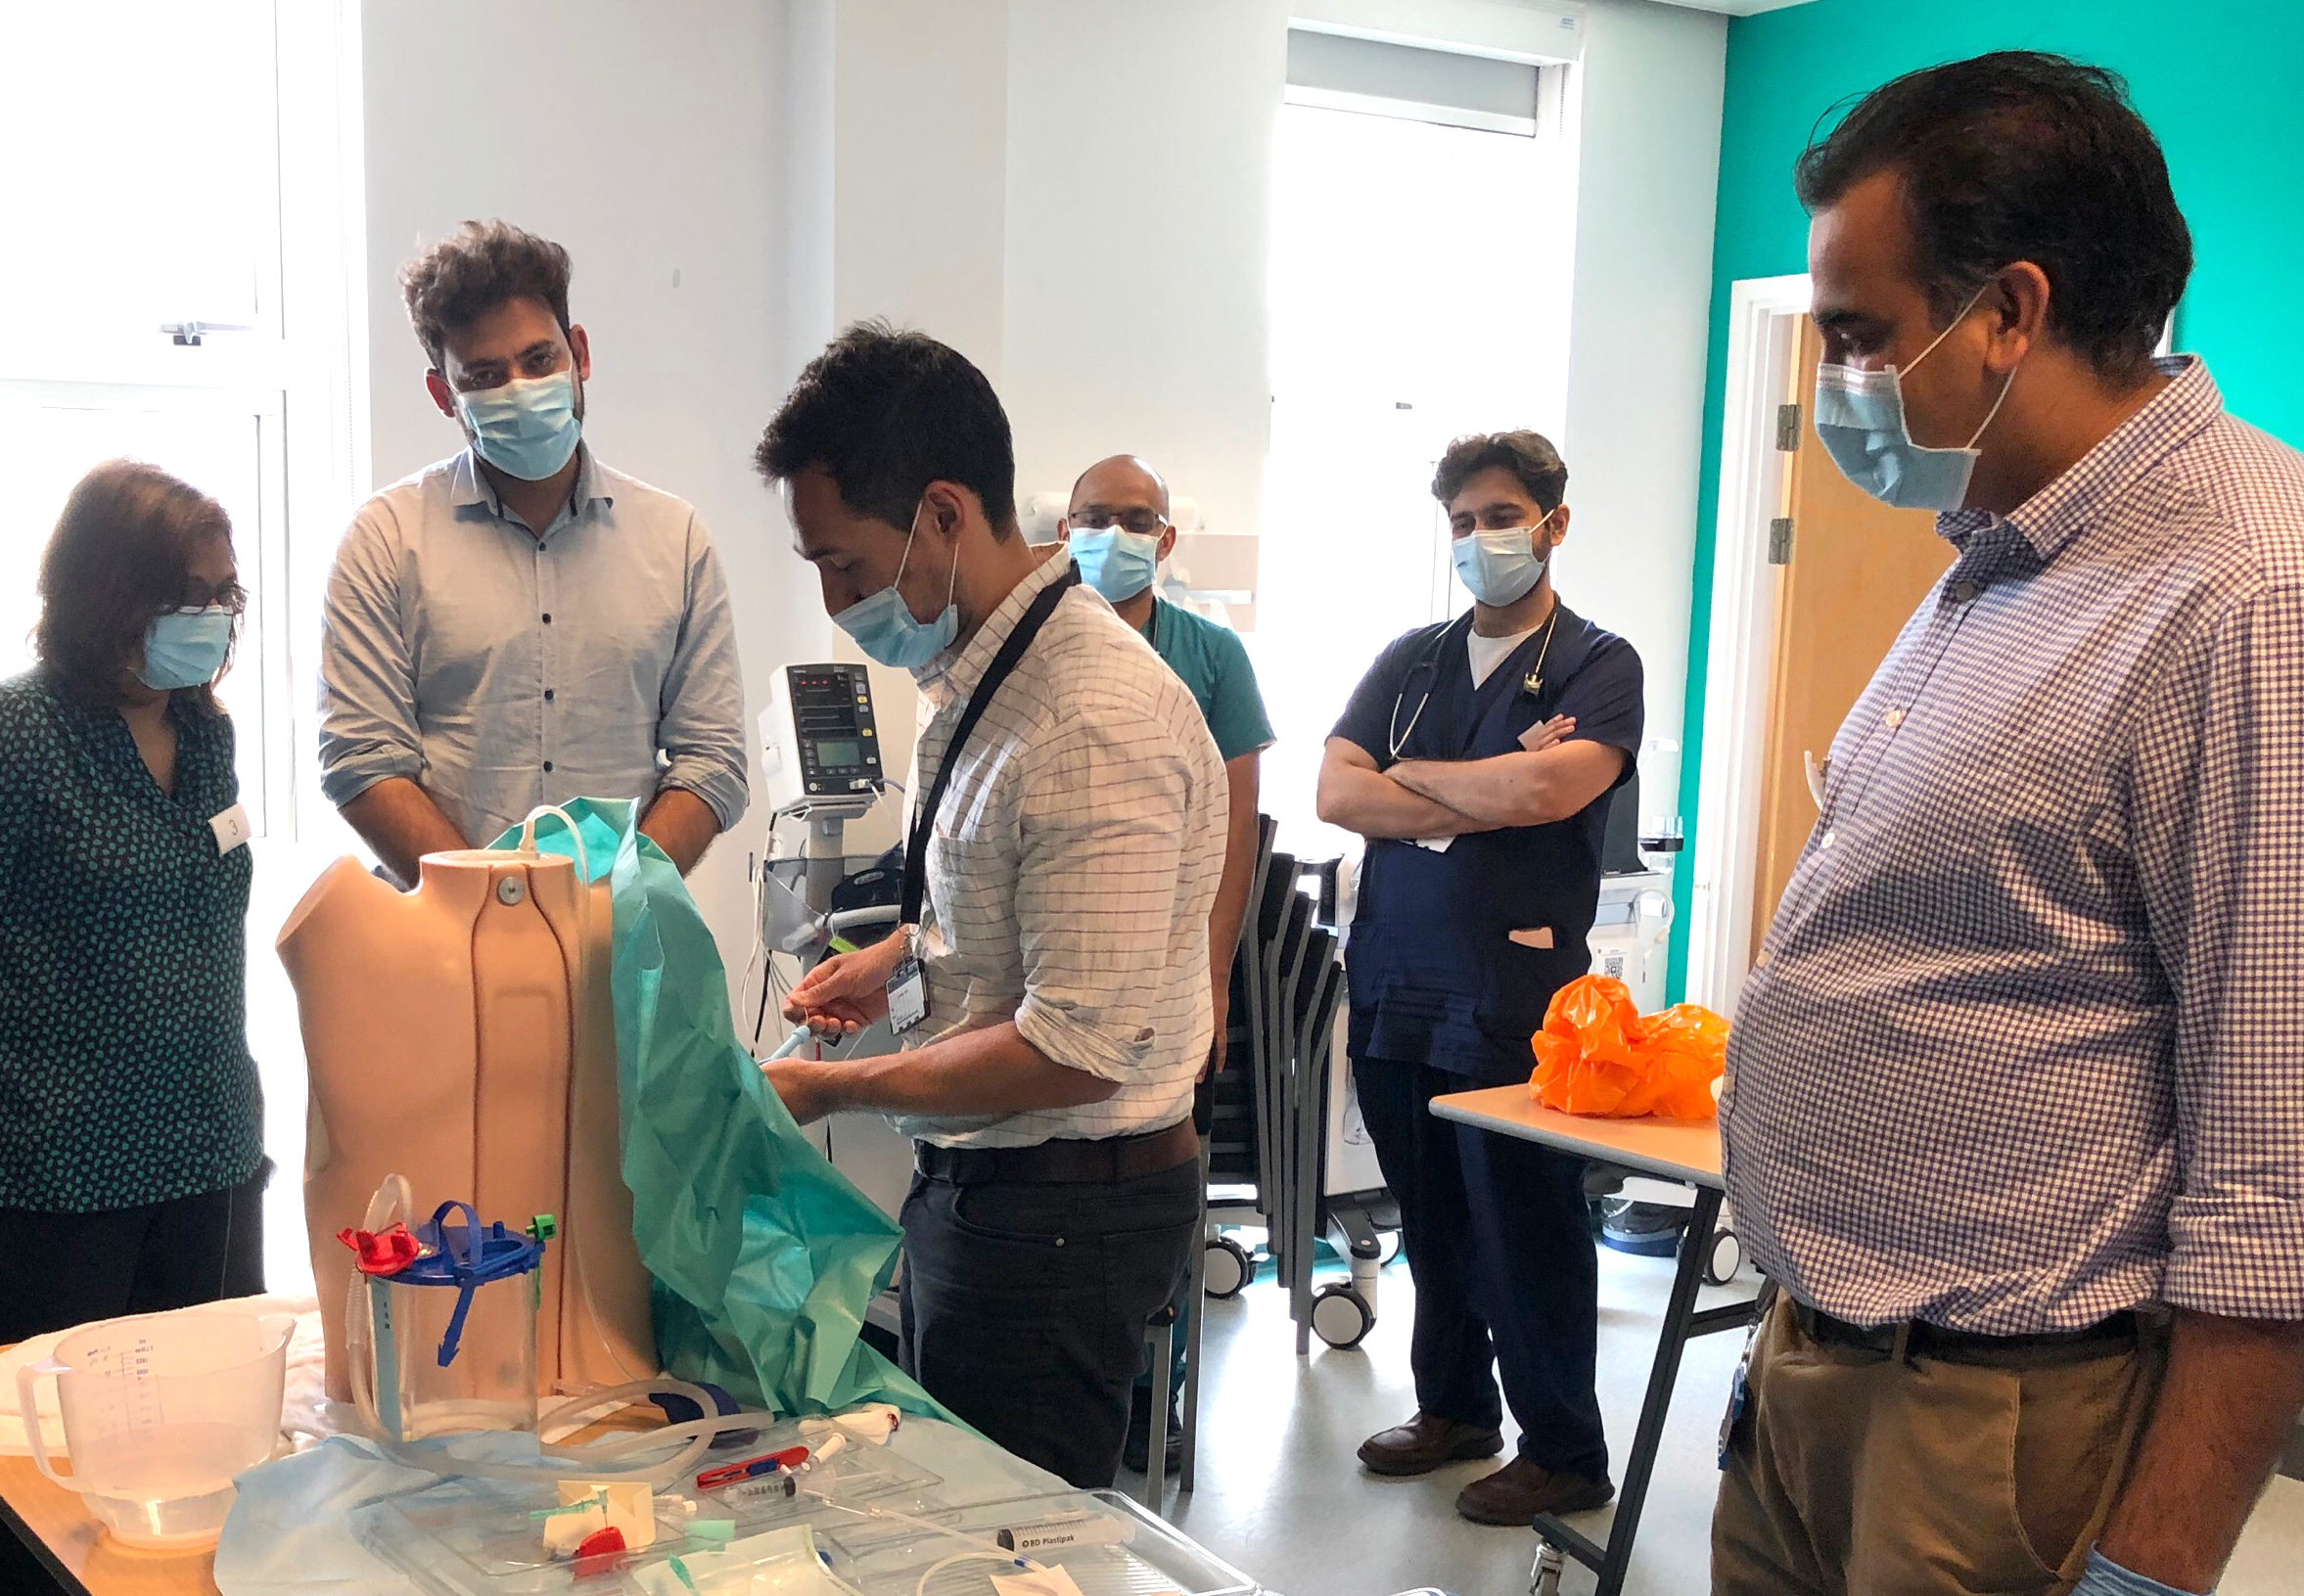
1134, 1247, 2304, 1596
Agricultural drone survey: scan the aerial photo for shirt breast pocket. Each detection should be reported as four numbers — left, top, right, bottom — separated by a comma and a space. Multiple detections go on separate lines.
1862, 740, 2124, 948
415, 584, 529, 705
924, 811, 1017, 936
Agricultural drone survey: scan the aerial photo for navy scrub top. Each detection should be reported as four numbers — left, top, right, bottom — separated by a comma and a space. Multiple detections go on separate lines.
1331, 600, 1644, 1085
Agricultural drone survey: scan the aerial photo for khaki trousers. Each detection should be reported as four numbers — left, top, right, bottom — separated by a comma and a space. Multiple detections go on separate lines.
1713, 1294, 2164, 1596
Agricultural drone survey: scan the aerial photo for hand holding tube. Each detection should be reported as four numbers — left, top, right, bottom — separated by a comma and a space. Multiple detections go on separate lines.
783, 936, 903, 1037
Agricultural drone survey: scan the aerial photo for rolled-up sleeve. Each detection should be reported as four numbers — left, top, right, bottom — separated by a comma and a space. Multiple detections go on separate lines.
1011, 698, 1210, 1080
653, 515, 750, 833
2136, 579, 2304, 1318
317, 509, 424, 807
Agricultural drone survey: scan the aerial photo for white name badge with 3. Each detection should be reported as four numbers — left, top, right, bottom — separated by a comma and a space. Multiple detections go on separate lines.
209, 802, 252, 854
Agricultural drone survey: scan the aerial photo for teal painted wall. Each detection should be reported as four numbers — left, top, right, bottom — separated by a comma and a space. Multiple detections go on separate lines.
1668, 0, 2304, 998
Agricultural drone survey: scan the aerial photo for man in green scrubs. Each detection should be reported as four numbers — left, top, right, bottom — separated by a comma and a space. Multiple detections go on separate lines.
1061, 453, 1272, 1471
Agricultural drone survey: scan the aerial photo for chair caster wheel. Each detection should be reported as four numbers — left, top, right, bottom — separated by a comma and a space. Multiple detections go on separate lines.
1203, 1235, 1253, 1300
1311, 1282, 1373, 1348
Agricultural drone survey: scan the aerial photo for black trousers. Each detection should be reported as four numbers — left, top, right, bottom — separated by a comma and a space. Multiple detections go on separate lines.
899, 1153, 1200, 1488
0, 1160, 269, 1345
1355, 1058, 1609, 1481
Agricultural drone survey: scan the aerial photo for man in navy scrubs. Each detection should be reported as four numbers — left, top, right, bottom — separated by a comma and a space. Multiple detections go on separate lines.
1317, 430, 1643, 1525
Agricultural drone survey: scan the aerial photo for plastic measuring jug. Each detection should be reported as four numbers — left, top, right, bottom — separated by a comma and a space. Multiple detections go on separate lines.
15, 1307, 293, 1549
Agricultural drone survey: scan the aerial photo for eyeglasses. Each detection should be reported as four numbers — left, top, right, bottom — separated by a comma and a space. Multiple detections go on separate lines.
175, 580, 248, 616
1070, 507, 1168, 537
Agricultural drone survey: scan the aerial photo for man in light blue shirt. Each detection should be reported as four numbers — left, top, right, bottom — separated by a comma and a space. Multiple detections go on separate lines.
319, 221, 747, 882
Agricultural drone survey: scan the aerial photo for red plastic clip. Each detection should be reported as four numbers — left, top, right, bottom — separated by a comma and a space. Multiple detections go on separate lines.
337, 1222, 421, 1276
695, 1444, 811, 1491
572, 1526, 626, 1579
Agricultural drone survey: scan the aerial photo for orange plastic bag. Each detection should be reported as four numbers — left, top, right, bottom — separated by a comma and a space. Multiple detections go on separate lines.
1636, 1003, 1731, 1119
1528, 976, 1728, 1120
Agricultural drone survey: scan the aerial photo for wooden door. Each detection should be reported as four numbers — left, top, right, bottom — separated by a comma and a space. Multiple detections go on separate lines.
1748, 321, 1953, 958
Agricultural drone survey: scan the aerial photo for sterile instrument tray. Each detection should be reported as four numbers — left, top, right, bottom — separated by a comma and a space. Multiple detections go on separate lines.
353, 1483, 725, 1596
349, 1430, 944, 1596
823, 1489, 1258, 1596
705, 1431, 945, 1528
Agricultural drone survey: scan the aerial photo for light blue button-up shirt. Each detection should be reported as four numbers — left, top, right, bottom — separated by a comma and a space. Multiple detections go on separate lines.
318, 446, 749, 851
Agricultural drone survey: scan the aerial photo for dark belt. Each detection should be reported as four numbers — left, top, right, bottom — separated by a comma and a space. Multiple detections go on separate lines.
1793, 1300, 2139, 1362
915, 1117, 1199, 1186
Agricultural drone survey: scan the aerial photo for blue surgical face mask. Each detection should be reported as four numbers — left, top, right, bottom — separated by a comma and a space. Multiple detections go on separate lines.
139, 606, 233, 690
1452, 509, 1557, 608
833, 507, 960, 671
1068, 525, 1163, 603
1812, 285, 2019, 512
456, 369, 582, 481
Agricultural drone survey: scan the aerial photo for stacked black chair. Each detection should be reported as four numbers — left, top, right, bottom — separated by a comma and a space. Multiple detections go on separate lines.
1149, 817, 1387, 1512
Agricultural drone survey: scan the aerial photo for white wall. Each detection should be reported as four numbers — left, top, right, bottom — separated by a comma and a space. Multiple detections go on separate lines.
361, 0, 829, 970
1555, 0, 1728, 813
352, 0, 1727, 948
829, 0, 1010, 368
1000, 0, 1288, 542
782, 0, 1288, 807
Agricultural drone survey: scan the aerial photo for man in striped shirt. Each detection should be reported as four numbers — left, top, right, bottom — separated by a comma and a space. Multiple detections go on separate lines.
1717, 53, 2304, 1596
754, 323, 1227, 1489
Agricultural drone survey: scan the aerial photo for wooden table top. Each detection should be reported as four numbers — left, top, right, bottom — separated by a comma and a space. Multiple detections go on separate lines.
0, 1453, 217, 1596
1429, 1083, 1726, 1190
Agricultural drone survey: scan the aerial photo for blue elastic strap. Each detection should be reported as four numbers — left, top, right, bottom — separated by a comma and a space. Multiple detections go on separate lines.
419, 1201, 543, 1368
432, 1201, 484, 1368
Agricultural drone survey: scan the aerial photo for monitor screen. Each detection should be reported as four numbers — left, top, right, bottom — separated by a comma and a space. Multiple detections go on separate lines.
812, 739, 861, 768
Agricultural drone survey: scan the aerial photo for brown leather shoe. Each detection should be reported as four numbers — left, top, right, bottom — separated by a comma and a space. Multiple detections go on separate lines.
1454, 1454, 1615, 1525
1357, 1412, 1505, 1476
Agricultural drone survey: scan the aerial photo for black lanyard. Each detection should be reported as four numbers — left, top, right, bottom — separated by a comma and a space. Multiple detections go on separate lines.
899, 564, 1083, 930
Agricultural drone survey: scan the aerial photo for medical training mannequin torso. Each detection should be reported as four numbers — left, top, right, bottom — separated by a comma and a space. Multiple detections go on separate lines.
277, 846, 654, 1402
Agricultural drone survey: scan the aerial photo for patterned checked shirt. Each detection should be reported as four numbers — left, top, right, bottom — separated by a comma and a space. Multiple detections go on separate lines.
895, 552, 1228, 1149
1724, 357, 2304, 1332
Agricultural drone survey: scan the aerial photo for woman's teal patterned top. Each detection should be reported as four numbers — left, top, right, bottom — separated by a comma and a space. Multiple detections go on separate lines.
0, 667, 262, 1210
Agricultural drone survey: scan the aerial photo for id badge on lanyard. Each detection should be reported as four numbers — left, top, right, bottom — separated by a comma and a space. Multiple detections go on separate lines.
886, 926, 929, 1036
891, 566, 1082, 1038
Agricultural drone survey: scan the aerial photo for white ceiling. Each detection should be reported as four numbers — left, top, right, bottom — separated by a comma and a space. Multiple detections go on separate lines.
1656, 0, 1818, 16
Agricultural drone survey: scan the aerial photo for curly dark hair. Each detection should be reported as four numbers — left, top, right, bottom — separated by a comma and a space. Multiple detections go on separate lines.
398, 219, 574, 369
1795, 51, 2190, 382
756, 320, 1018, 537
1432, 431, 1569, 513
36, 460, 239, 712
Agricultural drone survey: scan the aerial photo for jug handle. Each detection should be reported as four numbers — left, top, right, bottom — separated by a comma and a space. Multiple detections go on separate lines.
14, 1358, 75, 1489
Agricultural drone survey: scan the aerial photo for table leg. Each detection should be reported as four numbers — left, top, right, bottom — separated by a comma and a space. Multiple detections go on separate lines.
1533, 1185, 1728, 1596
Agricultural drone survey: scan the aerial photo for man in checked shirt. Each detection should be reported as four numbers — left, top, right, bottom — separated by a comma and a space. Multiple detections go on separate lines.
754, 325, 1227, 1490
1717, 53, 2304, 1596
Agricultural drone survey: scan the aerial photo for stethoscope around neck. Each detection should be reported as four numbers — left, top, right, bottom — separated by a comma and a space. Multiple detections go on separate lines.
1387, 604, 1561, 759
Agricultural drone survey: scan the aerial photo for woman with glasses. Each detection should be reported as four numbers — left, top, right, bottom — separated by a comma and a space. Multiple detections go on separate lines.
0, 459, 266, 1342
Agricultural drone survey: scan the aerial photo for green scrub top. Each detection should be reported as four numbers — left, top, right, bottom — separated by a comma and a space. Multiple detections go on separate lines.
1144, 598, 1273, 763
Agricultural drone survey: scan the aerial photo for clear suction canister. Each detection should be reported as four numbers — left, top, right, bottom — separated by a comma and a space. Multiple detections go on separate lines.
363, 1201, 545, 1440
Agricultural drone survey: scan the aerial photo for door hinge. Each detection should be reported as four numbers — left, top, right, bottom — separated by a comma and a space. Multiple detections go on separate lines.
1769, 517, 1794, 565
1775, 403, 1802, 451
